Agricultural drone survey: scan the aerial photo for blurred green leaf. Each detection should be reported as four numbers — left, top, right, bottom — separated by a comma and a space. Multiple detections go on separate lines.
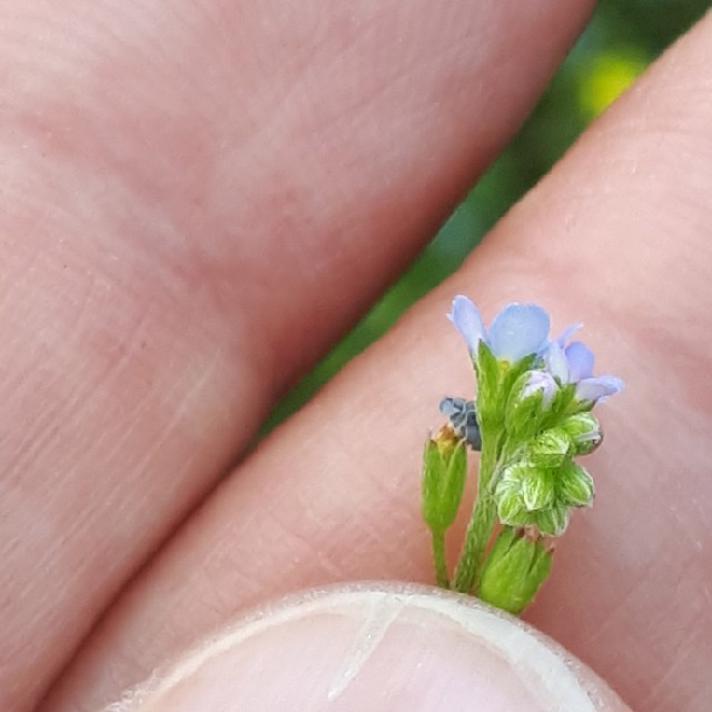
262, 0, 708, 434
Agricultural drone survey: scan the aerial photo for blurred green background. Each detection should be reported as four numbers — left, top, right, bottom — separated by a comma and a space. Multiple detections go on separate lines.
265, 0, 710, 430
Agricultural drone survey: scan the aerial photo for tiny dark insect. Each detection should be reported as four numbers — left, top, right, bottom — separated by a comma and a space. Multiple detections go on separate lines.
439, 396, 482, 451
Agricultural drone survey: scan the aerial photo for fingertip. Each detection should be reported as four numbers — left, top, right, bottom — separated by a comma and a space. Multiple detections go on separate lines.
120, 583, 629, 712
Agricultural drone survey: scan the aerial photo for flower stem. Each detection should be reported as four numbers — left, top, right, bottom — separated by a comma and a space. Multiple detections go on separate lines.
453, 428, 499, 593
432, 530, 449, 588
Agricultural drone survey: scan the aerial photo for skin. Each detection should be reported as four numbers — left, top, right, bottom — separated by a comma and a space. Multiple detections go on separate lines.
0, 1, 710, 710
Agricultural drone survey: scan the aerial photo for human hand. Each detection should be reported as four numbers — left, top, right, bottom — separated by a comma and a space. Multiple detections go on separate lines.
1, 2, 710, 711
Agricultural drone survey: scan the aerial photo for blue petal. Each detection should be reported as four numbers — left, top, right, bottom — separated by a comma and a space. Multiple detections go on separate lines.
556, 322, 583, 347
448, 295, 485, 355
488, 303, 550, 362
576, 376, 624, 403
565, 341, 595, 382
544, 341, 569, 382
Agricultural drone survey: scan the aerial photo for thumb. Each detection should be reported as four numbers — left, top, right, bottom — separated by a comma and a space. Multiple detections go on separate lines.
109, 583, 629, 712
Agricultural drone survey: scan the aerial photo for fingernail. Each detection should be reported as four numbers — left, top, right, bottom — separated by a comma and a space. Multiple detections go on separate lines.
110, 582, 629, 712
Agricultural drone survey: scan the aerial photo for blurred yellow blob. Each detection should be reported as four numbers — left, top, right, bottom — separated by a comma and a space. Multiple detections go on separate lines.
578, 52, 648, 118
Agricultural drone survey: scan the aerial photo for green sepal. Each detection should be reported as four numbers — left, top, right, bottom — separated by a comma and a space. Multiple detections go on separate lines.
475, 344, 536, 422
560, 412, 602, 455
545, 383, 576, 423
497, 462, 554, 513
527, 428, 572, 469
475, 341, 501, 423
557, 461, 595, 507
562, 388, 596, 416
499, 353, 538, 400
533, 504, 570, 537
495, 478, 527, 525
521, 468, 555, 511
503, 371, 558, 444
478, 527, 553, 615
421, 429, 468, 533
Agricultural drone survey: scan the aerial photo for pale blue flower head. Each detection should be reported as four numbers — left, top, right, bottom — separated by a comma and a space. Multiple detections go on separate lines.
546, 331, 623, 404
448, 296, 551, 363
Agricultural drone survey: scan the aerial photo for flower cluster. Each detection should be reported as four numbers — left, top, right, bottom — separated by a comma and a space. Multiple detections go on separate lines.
449, 295, 622, 538
421, 294, 623, 613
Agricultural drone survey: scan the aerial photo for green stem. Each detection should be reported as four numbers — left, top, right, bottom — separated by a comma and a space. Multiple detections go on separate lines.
432, 530, 449, 589
453, 428, 499, 593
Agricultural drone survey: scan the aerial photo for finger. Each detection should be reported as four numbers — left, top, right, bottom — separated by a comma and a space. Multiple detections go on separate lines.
99, 585, 630, 712
44, 10, 712, 712
0, 2, 595, 709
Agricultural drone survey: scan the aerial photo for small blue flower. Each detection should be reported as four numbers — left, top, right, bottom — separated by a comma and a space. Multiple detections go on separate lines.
546, 335, 623, 404
448, 296, 550, 363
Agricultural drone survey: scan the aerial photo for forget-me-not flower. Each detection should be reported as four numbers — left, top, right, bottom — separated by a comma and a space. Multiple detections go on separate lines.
427, 292, 626, 610
448, 295, 551, 363
545, 336, 623, 404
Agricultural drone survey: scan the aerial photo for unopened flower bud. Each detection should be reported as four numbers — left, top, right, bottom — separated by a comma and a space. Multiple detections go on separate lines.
494, 477, 527, 527
521, 469, 555, 512
497, 462, 555, 515
561, 412, 602, 455
494, 460, 585, 538
533, 504, 570, 537
527, 428, 571, 469
557, 461, 595, 508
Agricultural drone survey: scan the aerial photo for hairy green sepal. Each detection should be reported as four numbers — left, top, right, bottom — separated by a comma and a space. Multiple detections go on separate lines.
479, 527, 552, 614
422, 432, 467, 534
422, 427, 468, 587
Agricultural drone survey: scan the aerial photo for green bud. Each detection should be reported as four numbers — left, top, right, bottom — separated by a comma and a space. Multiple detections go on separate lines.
533, 504, 570, 537
478, 527, 553, 614
495, 479, 528, 526
496, 462, 554, 513
421, 426, 468, 533
521, 468, 555, 511
504, 370, 558, 442
561, 412, 602, 455
527, 428, 572, 469
557, 461, 595, 508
